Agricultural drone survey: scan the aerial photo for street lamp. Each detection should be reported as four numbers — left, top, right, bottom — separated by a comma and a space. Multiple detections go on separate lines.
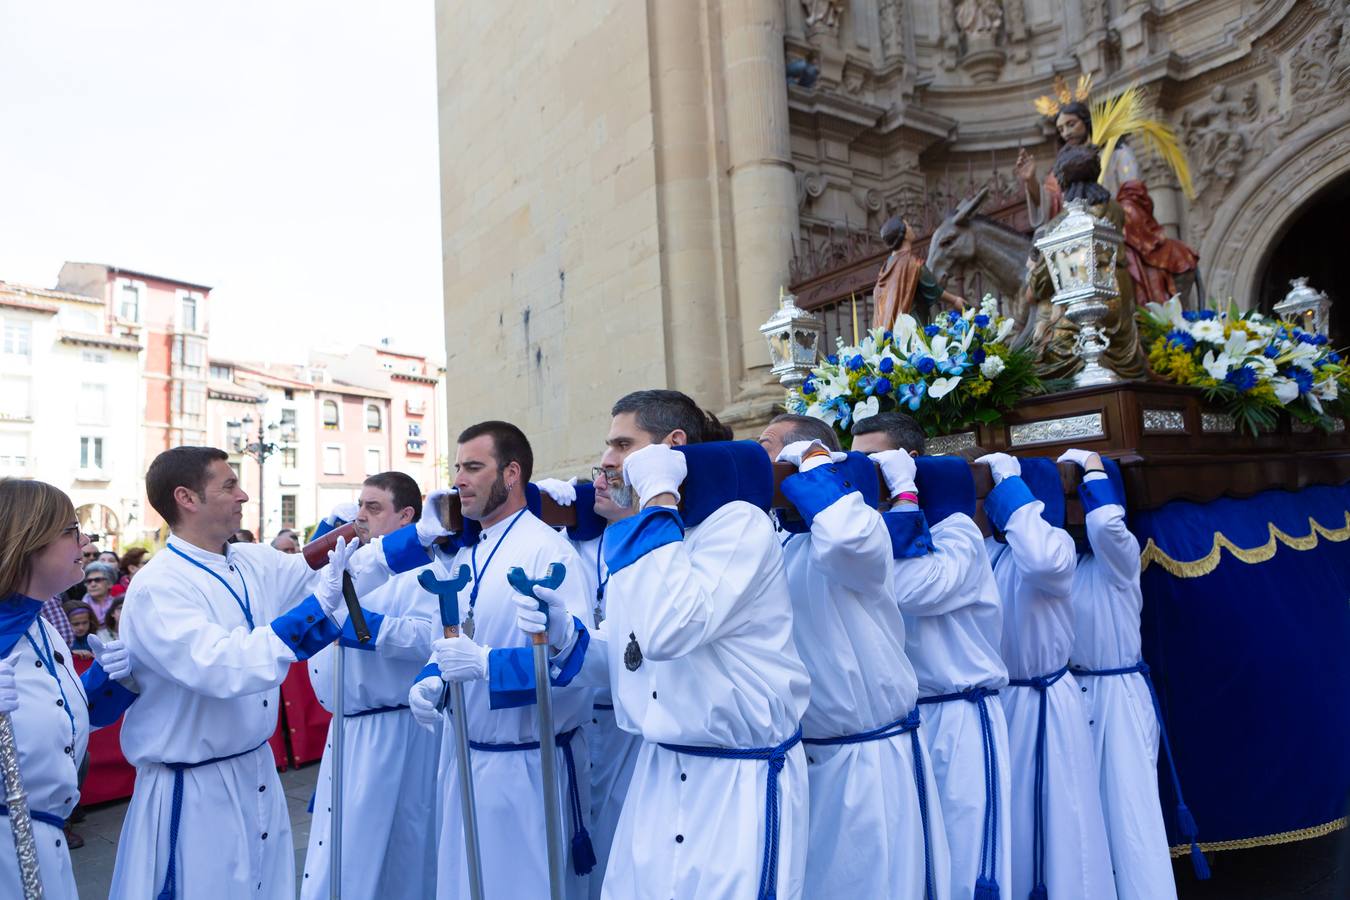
226, 398, 279, 539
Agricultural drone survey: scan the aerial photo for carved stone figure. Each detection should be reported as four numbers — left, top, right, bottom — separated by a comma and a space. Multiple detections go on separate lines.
1182, 84, 1258, 199
802, 0, 842, 33
955, 0, 1004, 36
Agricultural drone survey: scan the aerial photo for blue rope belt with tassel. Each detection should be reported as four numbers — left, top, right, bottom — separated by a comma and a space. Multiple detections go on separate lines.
0, 804, 66, 830
804, 708, 938, 900
918, 686, 1003, 900
1006, 664, 1069, 900
156, 739, 270, 900
470, 727, 596, 877
658, 726, 803, 900
1071, 660, 1209, 880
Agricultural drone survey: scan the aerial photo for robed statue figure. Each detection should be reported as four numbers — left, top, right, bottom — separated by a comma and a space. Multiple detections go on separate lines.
871, 215, 966, 331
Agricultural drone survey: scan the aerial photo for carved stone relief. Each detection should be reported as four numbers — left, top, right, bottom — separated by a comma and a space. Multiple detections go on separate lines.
878, 0, 906, 61
1181, 83, 1260, 223
802, 0, 843, 37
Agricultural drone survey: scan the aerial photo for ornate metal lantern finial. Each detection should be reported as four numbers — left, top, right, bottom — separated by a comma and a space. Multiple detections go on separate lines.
760, 289, 823, 389
1273, 277, 1332, 337
1033, 198, 1127, 387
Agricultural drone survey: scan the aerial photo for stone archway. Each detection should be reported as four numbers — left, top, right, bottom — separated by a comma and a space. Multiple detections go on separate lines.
76, 503, 121, 551
1200, 103, 1350, 309
1254, 172, 1350, 338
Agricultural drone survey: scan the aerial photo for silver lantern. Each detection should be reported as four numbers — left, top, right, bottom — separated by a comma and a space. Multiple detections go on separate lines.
760, 290, 823, 389
1033, 198, 1126, 387
1273, 277, 1333, 337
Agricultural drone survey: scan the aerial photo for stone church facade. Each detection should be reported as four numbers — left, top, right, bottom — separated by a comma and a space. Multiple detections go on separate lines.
435, 0, 1350, 473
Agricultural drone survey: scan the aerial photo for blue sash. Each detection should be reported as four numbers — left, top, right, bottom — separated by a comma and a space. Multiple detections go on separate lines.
0, 803, 66, 831
345, 703, 408, 719
658, 726, 802, 900
157, 740, 270, 900
1071, 660, 1208, 879
469, 727, 596, 876
804, 709, 937, 900
1006, 665, 1069, 900
919, 686, 1003, 899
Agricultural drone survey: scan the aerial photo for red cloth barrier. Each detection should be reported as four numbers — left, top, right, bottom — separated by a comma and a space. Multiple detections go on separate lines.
73, 659, 333, 804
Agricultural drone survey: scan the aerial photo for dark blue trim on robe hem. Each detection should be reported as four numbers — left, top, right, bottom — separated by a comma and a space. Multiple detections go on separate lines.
882, 508, 936, 559
487, 619, 591, 710
1079, 475, 1123, 514
984, 476, 1037, 532
82, 660, 138, 727
338, 608, 385, 650
780, 464, 855, 530
272, 596, 342, 660
382, 524, 432, 574
603, 506, 685, 575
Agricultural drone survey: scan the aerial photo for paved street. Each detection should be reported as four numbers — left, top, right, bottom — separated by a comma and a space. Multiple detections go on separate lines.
66, 761, 1345, 898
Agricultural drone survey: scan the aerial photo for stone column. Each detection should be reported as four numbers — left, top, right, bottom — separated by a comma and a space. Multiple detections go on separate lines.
719, 0, 799, 425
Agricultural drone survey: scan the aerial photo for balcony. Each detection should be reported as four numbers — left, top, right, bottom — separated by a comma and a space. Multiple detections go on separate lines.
406, 398, 427, 415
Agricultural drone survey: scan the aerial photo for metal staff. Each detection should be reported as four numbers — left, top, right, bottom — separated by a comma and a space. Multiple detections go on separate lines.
506, 563, 568, 900
417, 566, 486, 900
329, 570, 370, 900
0, 712, 43, 899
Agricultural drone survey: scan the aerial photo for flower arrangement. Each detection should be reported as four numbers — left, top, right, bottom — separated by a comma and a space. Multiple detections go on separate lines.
785, 295, 1043, 444
1139, 296, 1348, 434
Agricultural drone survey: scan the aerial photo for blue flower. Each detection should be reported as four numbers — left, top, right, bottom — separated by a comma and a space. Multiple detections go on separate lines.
950, 319, 968, 335
912, 355, 937, 375
1225, 366, 1257, 393
1315, 334, 1329, 346
940, 353, 968, 376
1198, 309, 1217, 320
1182, 310, 1199, 322
974, 314, 990, 328
875, 377, 893, 396
1166, 329, 1197, 351
847, 354, 864, 372
947, 310, 960, 324
1330, 352, 1342, 363
801, 378, 816, 396
924, 324, 940, 337
897, 383, 924, 411
1263, 344, 1280, 358
1298, 332, 1317, 345
971, 347, 987, 364
882, 330, 894, 342
827, 353, 839, 365
1290, 367, 1314, 394
879, 357, 895, 374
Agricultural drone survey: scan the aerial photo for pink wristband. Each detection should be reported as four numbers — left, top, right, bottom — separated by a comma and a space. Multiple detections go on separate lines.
895, 491, 919, 504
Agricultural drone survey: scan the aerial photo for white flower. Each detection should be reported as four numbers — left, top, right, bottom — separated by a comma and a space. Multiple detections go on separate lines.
806, 402, 839, 426
1243, 319, 1274, 339
930, 334, 950, 362
852, 396, 880, 424
1250, 356, 1277, 379
995, 318, 1015, 342
1316, 377, 1339, 401
980, 356, 1006, 379
1271, 376, 1300, 405
1146, 295, 1187, 330
1201, 350, 1231, 380
1191, 320, 1226, 344
928, 376, 962, 399
980, 293, 1000, 318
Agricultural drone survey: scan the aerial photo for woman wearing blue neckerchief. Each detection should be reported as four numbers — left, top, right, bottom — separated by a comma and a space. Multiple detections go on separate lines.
0, 478, 139, 898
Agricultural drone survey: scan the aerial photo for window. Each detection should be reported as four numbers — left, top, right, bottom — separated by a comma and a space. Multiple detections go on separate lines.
323, 445, 343, 474
365, 448, 382, 475
172, 381, 206, 426
81, 350, 108, 364
280, 408, 298, 442
209, 364, 232, 381
78, 383, 107, 425
283, 388, 294, 400
0, 376, 31, 420
172, 335, 206, 377
280, 495, 297, 529
119, 283, 141, 322
228, 462, 242, 482
79, 436, 104, 470
281, 447, 298, 469
408, 422, 422, 438
179, 292, 200, 332
2, 320, 31, 357
0, 433, 29, 470
322, 399, 340, 429
366, 403, 382, 432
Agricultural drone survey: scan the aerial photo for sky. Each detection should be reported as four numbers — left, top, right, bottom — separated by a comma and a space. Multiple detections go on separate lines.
0, 1, 444, 364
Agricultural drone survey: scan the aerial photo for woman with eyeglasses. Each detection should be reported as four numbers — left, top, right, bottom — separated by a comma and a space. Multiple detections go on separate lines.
0, 478, 139, 897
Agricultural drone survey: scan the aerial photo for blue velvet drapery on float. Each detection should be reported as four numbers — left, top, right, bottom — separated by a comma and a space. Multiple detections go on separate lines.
1134, 483, 1350, 853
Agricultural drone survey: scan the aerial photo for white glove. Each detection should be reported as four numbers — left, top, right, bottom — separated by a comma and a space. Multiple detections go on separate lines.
433, 634, 490, 683
315, 535, 360, 618
325, 502, 358, 526
1056, 448, 1099, 469
777, 440, 847, 473
408, 676, 443, 733
88, 634, 133, 681
0, 658, 16, 715
622, 443, 686, 507
869, 449, 918, 497
416, 488, 456, 547
975, 452, 1022, 484
512, 585, 577, 653
535, 478, 577, 507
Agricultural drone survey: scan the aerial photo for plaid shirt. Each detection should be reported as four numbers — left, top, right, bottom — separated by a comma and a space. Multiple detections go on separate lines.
40, 595, 75, 646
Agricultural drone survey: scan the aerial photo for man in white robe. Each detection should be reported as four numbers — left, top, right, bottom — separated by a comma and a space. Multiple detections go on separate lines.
536, 474, 645, 900
301, 472, 444, 900
759, 414, 948, 900
408, 421, 595, 900
977, 451, 1116, 900
572, 390, 811, 900
1061, 449, 1181, 900
852, 413, 1012, 900
110, 446, 445, 900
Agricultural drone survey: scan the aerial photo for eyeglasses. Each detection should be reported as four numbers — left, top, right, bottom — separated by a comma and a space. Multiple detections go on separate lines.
84, 576, 108, 585
591, 466, 622, 485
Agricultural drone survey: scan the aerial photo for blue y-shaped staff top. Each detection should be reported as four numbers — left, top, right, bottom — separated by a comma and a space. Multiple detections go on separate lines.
419, 565, 472, 635
506, 564, 567, 645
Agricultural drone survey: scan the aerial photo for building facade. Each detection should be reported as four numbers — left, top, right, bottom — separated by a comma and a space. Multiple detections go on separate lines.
435, 0, 1350, 473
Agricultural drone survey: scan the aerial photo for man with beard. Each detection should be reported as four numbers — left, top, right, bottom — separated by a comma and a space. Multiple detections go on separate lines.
408, 421, 595, 900
571, 390, 811, 900
300, 471, 442, 900
852, 413, 1013, 900
757, 413, 949, 900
